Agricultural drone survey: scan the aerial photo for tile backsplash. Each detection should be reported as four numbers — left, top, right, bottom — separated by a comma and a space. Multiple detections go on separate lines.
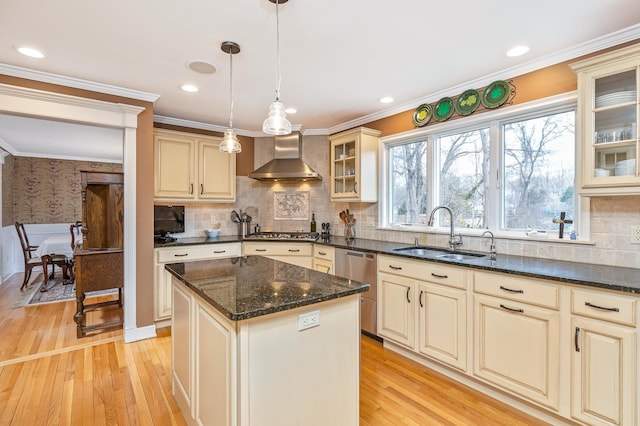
177, 135, 640, 269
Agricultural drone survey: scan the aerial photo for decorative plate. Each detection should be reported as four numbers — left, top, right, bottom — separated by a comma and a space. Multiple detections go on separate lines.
433, 97, 454, 121
454, 89, 480, 116
481, 80, 510, 109
412, 103, 433, 127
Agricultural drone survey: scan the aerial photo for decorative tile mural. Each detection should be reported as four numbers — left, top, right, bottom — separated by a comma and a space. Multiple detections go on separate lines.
9, 156, 122, 224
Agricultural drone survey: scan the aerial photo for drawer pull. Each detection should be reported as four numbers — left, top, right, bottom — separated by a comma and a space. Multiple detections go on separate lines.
255, 248, 267, 252
499, 285, 524, 294
213, 250, 226, 254
406, 287, 411, 303
575, 327, 580, 352
500, 304, 524, 313
389, 265, 402, 270
585, 302, 620, 312
419, 290, 424, 308
288, 249, 300, 253
431, 273, 448, 279
318, 251, 327, 256
174, 253, 189, 257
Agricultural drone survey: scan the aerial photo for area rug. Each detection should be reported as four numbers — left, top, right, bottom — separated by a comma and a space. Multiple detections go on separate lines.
13, 274, 117, 308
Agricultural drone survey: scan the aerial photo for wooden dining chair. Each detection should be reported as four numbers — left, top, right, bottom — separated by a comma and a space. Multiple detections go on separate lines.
67, 221, 83, 284
15, 222, 68, 291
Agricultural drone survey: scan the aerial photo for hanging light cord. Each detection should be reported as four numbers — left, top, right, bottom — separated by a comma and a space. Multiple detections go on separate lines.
228, 47, 234, 128
274, 0, 282, 102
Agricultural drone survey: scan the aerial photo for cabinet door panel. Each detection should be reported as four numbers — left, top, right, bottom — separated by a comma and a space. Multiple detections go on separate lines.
418, 283, 466, 371
195, 304, 233, 426
474, 294, 560, 409
572, 317, 636, 426
378, 272, 414, 348
172, 280, 193, 418
199, 140, 235, 200
154, 135, 194, 198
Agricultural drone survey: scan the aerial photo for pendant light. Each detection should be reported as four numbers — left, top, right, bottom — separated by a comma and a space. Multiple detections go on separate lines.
262, 0, 292, 135
219, 41, 242, 153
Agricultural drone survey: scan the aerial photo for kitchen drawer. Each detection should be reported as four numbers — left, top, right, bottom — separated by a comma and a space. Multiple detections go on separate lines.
378, 254, 425, 279
378, 255, 466, 288
313, 245, 335, 259
572, 288, 637, 326
243, 242, 312, 256
474, 271, 559, 310
157, 243, 241, 263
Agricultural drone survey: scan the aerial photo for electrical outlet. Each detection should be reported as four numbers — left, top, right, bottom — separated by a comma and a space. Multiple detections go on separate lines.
366, 216, 375, 228
298, 310, 320, 331
631, 225, 640, 245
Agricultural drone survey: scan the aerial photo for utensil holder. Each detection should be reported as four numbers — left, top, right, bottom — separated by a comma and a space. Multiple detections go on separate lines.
238, 221, 251, 238
344, 223, 356, 240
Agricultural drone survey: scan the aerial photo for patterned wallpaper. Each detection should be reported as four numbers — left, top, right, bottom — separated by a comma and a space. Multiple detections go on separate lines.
6, 156, 122, 225
1, 152, 14, 228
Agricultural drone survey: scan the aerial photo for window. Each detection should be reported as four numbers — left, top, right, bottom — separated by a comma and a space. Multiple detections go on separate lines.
381, 95, 577, 237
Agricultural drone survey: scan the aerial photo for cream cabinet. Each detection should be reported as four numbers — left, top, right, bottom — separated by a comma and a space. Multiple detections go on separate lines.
571, 288, 637, 426
473, 272, 560, 410
242, 241, 312, 269
377, 255, 468, 371
329, 127, 381, 202
154, 128, 236, 202
313, 245, 334, 274
154, 243, 241, 322
571, 44, 640, 195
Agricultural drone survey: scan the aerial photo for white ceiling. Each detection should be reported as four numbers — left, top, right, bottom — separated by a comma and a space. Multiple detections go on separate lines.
1, 0, 640, 161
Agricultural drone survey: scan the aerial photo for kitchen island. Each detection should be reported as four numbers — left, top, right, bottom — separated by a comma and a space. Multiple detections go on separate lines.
165, 256, 370, 426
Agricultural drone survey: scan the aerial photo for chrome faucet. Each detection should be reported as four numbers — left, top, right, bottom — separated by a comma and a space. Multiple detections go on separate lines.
482, 230, 497, 260
427, 206, 463, 251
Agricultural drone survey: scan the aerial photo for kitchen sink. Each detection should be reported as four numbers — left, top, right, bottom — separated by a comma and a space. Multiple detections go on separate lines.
392, 246, 450, 257
392, 246, 485, 261
436, 252, 486, 261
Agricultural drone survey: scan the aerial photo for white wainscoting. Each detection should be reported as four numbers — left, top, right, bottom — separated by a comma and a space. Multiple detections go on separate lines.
2, 223, 70, 283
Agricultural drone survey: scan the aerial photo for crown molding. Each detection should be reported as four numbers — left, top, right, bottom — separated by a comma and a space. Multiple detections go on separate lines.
0, 63, 160, 103
324, 24, 640, 135
153, 115, 307, 138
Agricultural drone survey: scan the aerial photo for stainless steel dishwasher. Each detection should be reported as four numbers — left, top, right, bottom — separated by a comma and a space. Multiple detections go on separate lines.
335, 248, 378, 338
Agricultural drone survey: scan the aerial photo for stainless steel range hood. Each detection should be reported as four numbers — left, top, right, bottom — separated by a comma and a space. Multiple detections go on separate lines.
249, 132, 322, 181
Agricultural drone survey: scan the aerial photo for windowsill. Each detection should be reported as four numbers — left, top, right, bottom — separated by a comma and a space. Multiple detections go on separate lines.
378, 225, 596, 246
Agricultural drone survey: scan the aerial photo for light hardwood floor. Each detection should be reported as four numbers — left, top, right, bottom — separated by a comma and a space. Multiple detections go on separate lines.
1, 273, 548, 425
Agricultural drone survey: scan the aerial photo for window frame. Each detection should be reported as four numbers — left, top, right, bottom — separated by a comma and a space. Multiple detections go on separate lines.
379, 92, 590, 242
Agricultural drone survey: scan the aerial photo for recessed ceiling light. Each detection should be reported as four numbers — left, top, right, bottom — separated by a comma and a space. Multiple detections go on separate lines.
379, 96, 394, 104
181, 84, 199, 93
506, 45, 530, 57
16, 46, 45, 58
187, 60, 217, 74
285, 107, 297, 114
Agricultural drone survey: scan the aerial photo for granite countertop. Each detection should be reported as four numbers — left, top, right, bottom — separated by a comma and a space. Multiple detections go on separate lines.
154, 235, 243, 248
155, 234, 640, 295
316, 237, 640, 294
165, 256, 370, 321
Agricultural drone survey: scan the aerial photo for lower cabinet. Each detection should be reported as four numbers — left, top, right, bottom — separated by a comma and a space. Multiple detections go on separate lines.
377, 255, 468, 371
154, 243, 241, 322
313, 245, 334, 274
473, 293, 560, 409
242, 242, 312, 269
418, 282, 466, 371
571, 288, 637, 426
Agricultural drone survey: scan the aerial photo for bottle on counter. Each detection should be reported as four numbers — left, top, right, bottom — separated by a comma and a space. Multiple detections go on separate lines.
310, 212, 316, 232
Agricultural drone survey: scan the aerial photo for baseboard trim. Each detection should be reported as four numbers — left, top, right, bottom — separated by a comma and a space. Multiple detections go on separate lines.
124, 324, 157, 343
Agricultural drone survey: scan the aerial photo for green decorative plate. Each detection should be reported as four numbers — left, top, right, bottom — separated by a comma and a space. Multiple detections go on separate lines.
454, 89, 480, 116
481, 80, 510, 109
433, 97, 454, 121
412, 103, 433, 127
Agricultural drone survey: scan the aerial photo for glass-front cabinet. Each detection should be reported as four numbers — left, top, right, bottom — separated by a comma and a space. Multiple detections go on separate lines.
329, 127, 381, 202
572, 44, 640, 194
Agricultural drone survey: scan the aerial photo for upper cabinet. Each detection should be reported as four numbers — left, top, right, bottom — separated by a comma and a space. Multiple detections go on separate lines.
154, 129, 236, 202
329, 127, 381, 202
572, 44, 640, 195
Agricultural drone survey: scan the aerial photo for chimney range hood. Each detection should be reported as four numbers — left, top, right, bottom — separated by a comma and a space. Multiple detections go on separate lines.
249, 132, 322, 181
